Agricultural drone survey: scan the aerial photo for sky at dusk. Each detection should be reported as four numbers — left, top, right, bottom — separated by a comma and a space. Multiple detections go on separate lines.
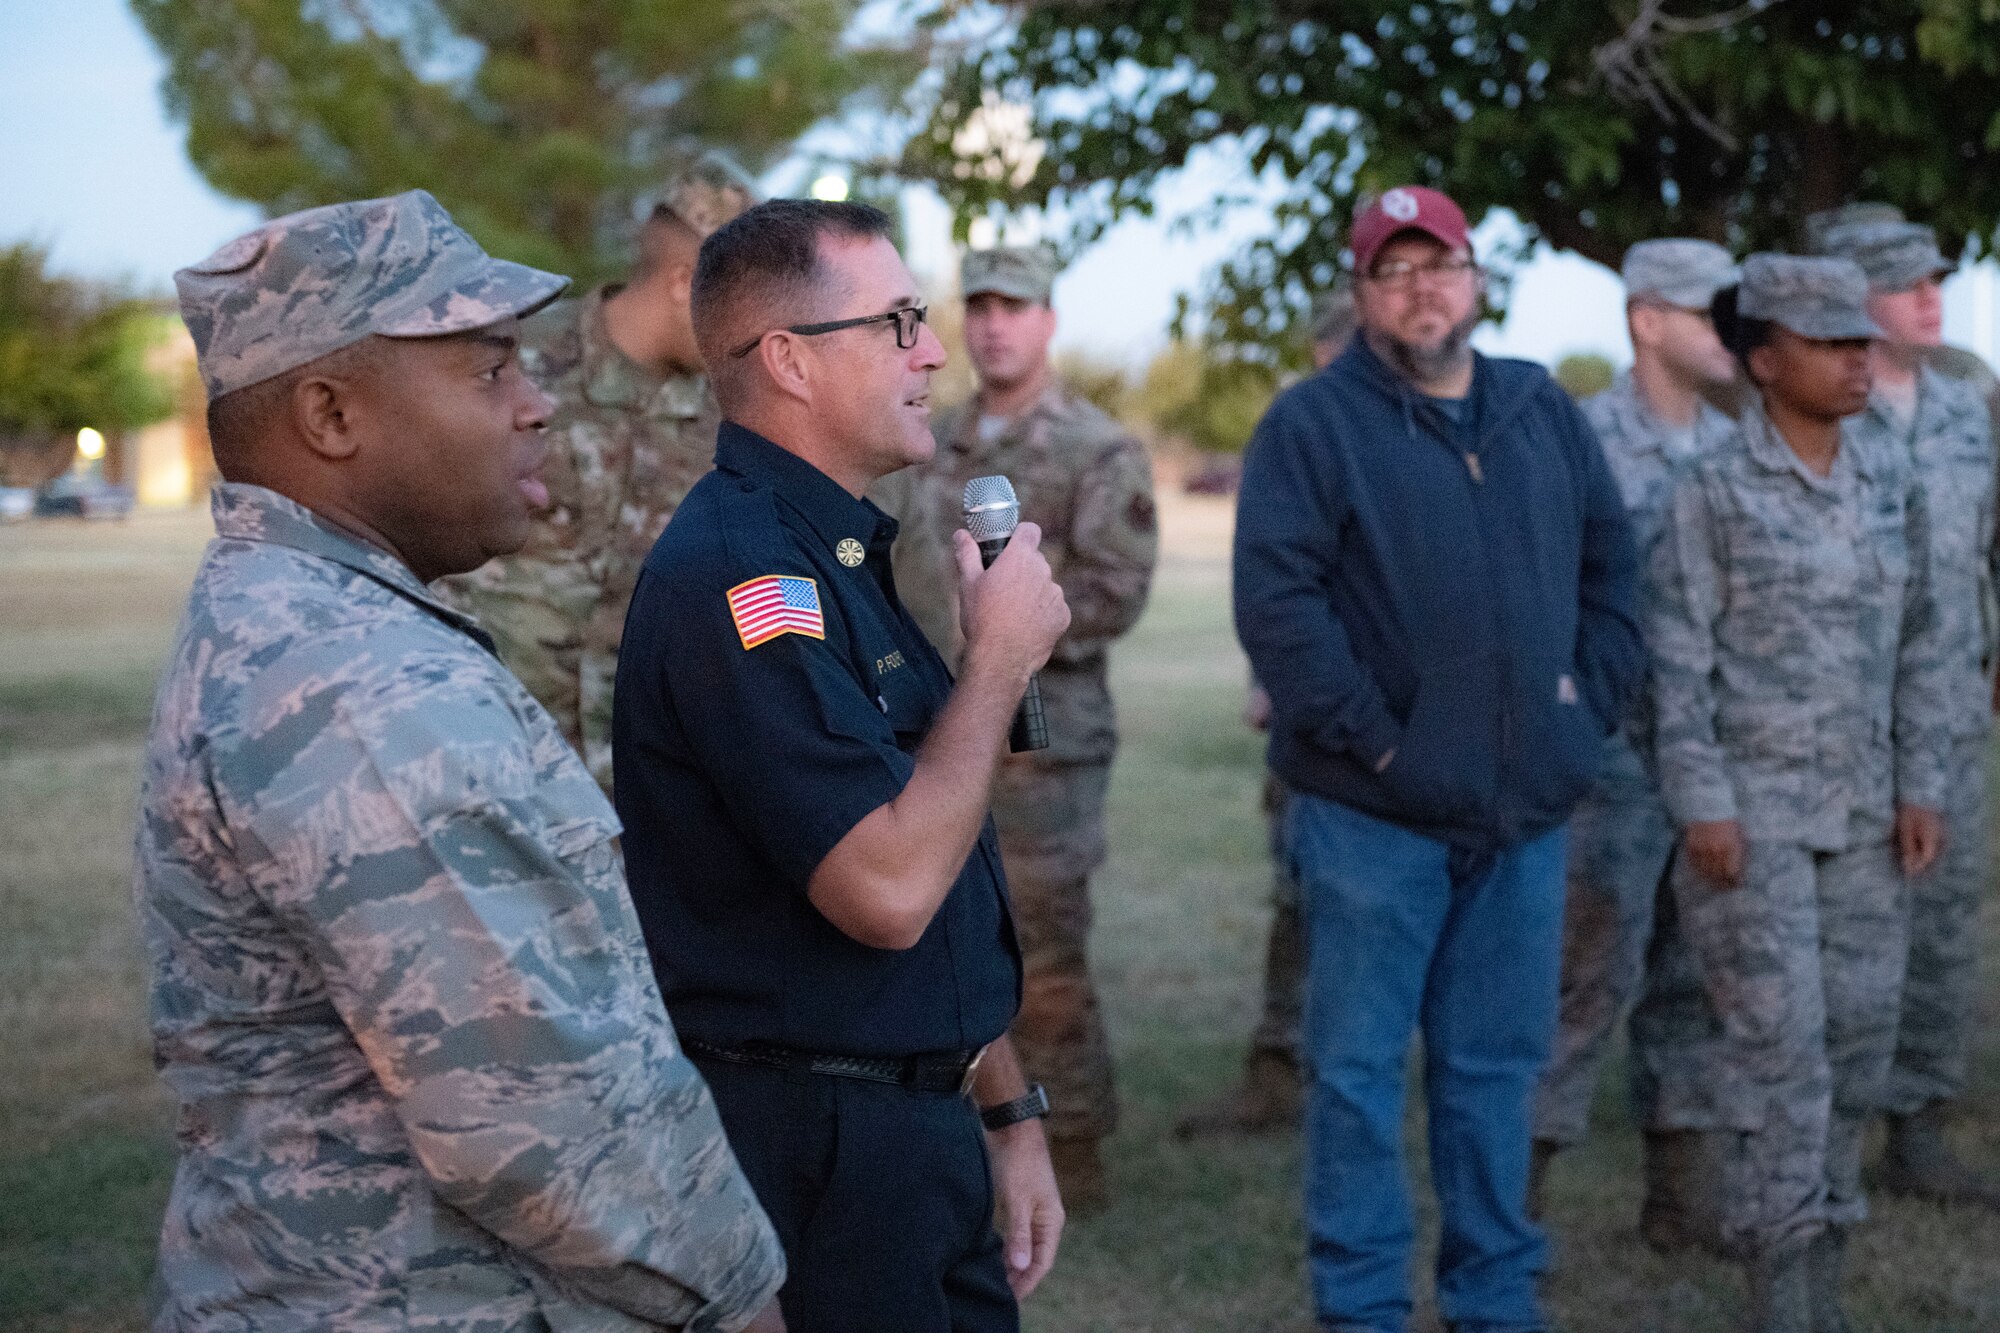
6, 0, 1996, 372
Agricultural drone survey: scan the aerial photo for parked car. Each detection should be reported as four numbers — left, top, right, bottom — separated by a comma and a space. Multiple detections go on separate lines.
0, 487, 33, 522
34, 475, 136, 520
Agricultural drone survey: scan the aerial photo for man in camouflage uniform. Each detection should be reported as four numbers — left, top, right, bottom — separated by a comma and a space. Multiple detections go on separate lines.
873, 246, 1158, 1209
1818, 214, 2000, 1211
1647, 254, 1949, 1326
1807, 203, 2000, 427
1527, 241, 1739, 1230
1175, 283, 1355, 1141
143, 191, 782, 1330
442, 154, 756, 792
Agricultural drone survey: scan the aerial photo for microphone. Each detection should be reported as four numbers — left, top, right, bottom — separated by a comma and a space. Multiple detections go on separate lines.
962, 475, 1049, 753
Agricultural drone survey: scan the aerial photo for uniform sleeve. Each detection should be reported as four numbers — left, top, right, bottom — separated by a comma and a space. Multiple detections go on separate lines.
1232, 395, 1402, 766
1566, 394, 1645, 731
228, 657, 782, 1332
1894, 473, 1953, 810
634, 558, 916, 891
1647, 474, 1737, 827
1050, 429, 1159, 664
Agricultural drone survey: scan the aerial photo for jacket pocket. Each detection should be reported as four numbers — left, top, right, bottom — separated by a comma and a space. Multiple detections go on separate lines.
1378, 655, 1500, 823
1515, 664, 1606, 824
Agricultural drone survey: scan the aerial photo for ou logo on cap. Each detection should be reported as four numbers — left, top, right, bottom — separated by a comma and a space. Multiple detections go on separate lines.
1381, 189, 1420, 222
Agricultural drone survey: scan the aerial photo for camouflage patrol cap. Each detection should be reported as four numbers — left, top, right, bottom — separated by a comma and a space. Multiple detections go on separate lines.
1802, 202, 1906, 255
962, 245, 1059, 304
1622, 239, 1738, 308
644, 150, 759, 237
1738, 253, 1881, 341
1816, 218, 1952, 292
176, 190, 568, 399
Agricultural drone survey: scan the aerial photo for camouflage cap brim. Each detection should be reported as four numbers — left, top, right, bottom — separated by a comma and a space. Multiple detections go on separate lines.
376, 258, 569, 338
1767, 306, 1883, 341
963, 273, 1047, 302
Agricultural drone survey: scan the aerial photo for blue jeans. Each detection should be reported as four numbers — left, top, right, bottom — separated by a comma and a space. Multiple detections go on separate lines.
1291, 793, 1567, 1333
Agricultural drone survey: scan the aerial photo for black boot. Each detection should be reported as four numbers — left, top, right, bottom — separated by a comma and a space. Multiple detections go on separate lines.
1879, 1102, 2000, 1210
1745, 1243, 1813, 1333
1527, 1138, 1559, 1222
1640, 1130, 1731, 1258
1805, 1227, 1854, 1333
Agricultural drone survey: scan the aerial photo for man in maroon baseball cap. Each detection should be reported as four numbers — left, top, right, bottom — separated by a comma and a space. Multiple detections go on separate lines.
1349, 185, 1472, 274
1233, 183, 1641, 1333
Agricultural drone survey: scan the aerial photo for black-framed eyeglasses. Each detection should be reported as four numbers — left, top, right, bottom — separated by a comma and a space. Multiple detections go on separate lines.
1365, 255, 1478, 287
730, 304, 929, 359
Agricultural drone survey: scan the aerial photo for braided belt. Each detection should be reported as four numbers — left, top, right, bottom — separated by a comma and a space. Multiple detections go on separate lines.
684, 1037, 988, 1096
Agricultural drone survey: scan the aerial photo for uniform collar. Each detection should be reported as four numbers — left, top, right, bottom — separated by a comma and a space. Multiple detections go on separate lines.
949, 381, 1066, 454
1863, 361, 1947, 439
715, 421, 898, 558
1738, 399, 1871, 493
1610, 370, 1732, 460
578, 286, 703, 415
208, 482, 495, 650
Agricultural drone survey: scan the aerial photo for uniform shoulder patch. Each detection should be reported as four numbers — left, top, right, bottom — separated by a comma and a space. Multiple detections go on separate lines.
726, 574, 825, 649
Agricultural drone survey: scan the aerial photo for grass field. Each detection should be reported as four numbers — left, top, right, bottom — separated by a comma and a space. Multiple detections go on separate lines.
2, 496, 1997, 1331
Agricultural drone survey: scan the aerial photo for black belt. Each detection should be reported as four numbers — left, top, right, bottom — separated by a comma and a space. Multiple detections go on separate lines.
684, 1037, 986, 1095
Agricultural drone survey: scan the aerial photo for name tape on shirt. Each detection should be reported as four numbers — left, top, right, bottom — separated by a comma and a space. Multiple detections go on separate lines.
727, 574, 826, 650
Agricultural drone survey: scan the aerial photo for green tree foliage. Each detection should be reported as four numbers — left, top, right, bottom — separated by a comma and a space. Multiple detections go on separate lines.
0, 244, 174, 465
133, 0, 918, 284
1555, 351, 1617, 400
1052, 348, 1131, 417
906, 0, 2000, 356
1133, 340, 1276, 453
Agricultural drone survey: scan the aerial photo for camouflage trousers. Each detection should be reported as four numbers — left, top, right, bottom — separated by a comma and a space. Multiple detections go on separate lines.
1251, 774, 1307, 1064
1884, 732, 1991, 1115
1659, 838, 1910, 1256
993, 758, 1117, 1143
1532, 763, 1678, 1146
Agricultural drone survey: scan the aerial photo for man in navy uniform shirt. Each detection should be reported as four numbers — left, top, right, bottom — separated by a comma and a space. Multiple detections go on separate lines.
614, 198, 1070, 1332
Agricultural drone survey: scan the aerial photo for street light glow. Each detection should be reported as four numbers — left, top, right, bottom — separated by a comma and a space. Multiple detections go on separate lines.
77, 427, 105, 461
810, 173, 850, 202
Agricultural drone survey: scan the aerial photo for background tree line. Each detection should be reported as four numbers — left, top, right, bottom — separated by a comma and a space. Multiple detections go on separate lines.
49, 0, 2000, 464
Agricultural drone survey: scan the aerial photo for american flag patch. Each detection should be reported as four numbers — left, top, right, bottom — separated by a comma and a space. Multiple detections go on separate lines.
726, 574, 826, 649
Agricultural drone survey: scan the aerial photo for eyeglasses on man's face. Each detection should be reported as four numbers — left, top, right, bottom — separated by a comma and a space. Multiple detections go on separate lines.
1365, 255, 1478, 288
730, 304, 930, 359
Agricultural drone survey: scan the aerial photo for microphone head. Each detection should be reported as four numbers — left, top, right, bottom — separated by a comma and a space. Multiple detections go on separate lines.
962, 474, 1019, 543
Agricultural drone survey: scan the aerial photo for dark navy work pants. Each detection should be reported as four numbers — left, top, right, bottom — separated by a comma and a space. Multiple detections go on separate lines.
693, 1056, 1019, 1333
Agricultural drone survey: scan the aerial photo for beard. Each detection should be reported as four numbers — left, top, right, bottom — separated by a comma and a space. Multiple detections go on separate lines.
1373, 306, 1480, 385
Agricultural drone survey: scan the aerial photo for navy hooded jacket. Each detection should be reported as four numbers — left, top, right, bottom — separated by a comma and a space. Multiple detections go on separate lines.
1233, 336, 1643, 853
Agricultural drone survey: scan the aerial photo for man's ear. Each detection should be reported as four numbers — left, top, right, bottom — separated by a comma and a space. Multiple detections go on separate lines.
667, 261, 696, 305
758, 332, 814, 404
293, 371, 365, 462
1627, 302, 1661, 353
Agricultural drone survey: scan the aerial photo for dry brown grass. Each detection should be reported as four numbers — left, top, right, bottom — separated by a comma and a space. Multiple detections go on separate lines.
2, 496, 1997, 1331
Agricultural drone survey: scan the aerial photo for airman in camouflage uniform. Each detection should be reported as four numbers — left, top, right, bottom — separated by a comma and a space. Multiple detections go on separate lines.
145, 191, 782, 1331
873, 246, 1157, 1209
1175, 283, 1356, 1142
1528, 241, 1740, 1222
1818, 215, 2000, 1211
1807, 203, 2000, 428
1647, 254, 1950, 1326
442, 154, 757, 792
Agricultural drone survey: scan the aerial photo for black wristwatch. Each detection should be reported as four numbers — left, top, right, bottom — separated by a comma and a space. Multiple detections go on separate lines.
979, 1083, 1051, 1131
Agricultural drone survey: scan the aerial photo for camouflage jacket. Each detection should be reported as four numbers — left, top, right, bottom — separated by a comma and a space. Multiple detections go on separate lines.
1647, 404, 1951, 851
1580, 372, 1737, 788
441, 286, 718, 784
136, 484, 780, 1331
873, 382, 1159, 766
1851, 364, 1999, 739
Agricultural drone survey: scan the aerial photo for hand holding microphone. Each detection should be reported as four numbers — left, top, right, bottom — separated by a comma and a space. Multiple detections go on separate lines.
954, 476, 1066, 752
